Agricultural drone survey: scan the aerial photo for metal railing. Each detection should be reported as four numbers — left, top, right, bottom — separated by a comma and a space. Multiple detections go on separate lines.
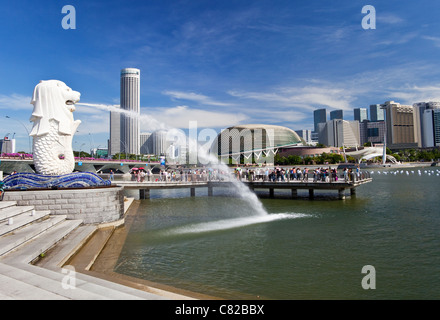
109, 170, 371, 184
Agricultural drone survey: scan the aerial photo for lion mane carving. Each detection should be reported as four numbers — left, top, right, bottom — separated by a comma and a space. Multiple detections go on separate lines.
30, 80, 81, 175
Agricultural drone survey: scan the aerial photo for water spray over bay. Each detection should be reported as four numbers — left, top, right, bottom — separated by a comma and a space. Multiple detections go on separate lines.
78, 102, 269, 220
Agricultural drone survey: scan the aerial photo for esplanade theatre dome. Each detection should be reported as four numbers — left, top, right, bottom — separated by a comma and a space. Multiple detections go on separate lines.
210, 124, 303, 158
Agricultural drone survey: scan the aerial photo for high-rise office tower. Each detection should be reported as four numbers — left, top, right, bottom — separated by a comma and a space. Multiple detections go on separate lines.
381, 101, 418, 149
313, 109, 327, 133
140, 132, 152, 154
370, 104, 384, 121
109, 106, 121, 156
354, 108, 368, 122
330, 109, 343, 120
317, 119, 360, 148
413, 101, 440, 147
422, 109, 440, 147
359, 121, 386, 145
120, 68, 140, 155
295, 129, 313, 144
152, 129, 169, 156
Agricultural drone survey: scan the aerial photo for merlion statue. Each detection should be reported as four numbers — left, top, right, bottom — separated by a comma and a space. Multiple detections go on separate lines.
30, 80, 81, 175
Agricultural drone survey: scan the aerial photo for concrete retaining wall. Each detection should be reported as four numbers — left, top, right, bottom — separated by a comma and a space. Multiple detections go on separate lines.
3, 186, 124, 225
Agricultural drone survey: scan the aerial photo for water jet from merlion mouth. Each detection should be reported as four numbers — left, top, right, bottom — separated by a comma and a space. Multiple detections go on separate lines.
77, 102, 268, 217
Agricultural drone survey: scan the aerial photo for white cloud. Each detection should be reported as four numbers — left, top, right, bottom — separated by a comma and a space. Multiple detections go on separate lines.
0, 94, 31, 110
388, 85, 440, 105
163, 90, 236, 107
144, 105, 248, 129
377, 14, 405, 25
376, 32, 418, 46
228, 84, 355, 111
423, 36, 440, 48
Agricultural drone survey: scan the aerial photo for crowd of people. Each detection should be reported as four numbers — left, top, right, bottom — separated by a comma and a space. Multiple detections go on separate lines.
127, 168, 228, 183
120, 166, 369, 183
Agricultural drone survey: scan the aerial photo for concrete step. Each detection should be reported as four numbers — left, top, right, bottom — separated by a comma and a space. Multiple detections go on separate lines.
0, 201, 17, 210
0, 205, 35, 222
36, 225, 98, 270
0, 210, 50, 236
15, 263, 163, 300
0, 262, 108, 300
0, 215, 68, 258
67, 227, 115, 271
0, 269, 68, 300
1, 218, 83, 264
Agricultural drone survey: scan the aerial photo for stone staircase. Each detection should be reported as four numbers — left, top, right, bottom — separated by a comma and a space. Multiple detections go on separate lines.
0, 201, 167, 300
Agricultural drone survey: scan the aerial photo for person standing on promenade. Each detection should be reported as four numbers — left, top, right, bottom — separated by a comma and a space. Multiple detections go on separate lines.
303, 168, 308, 182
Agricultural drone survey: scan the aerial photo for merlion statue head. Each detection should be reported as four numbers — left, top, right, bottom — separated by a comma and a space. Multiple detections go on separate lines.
29, 80, 81, 137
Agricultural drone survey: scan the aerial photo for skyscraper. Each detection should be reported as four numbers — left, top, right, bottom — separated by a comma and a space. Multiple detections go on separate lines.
120, 68, 140, 155
369, 104, 384, 121
422, 109, 440, 147
354, 108, 368, 122
140, 132, 152, 154
414, 102, 440, 147
381, 101, 418, 149
330, 109, 343, 120
317, 119, 360, 148
109, 106, 120, 156
313, 108, 327, 133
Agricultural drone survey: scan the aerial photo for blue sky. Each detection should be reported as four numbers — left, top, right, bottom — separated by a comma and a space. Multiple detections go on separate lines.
1, 0, 440, 153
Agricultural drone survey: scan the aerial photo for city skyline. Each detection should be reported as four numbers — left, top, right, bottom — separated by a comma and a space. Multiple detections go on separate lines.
1, 1, 440, 152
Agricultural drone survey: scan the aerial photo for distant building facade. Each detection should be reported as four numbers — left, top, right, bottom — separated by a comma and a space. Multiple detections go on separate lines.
313, 109, 327, 133
330, 109, 343, 120
108, 106, 121, 156
317, 119, 360, 148
151, 129, 169, 156
370, 104, 384, 121
381, 101, 418, 149
140, 132, 153, 154
413, 101, 440, 147
295, 129, 313, 144
359, 120, 386, 145
120, 68, 140, 155
422, 109, 440, 147
354, 108, 368, 122
0, 137, 15, 154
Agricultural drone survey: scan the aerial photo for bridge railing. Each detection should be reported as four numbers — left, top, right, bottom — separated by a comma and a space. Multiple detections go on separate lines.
111, 170, 372, 184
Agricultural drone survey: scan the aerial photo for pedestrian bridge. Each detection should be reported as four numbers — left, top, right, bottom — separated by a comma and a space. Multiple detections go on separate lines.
113, 177, 372, 200
0, 158, 158, 175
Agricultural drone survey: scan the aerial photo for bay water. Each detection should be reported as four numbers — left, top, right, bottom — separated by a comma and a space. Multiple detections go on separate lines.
114, 167, 440, 299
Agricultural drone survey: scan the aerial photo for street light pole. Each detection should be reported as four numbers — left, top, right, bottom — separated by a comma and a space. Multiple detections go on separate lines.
5, 116, 32, 154
119, 140, 128, 161
80, 143, 85, 160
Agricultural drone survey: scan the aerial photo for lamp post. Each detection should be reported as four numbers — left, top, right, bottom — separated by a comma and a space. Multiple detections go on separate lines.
119, 140, 128, 161
79, 143, 85, 160
5, 116, 32, 154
